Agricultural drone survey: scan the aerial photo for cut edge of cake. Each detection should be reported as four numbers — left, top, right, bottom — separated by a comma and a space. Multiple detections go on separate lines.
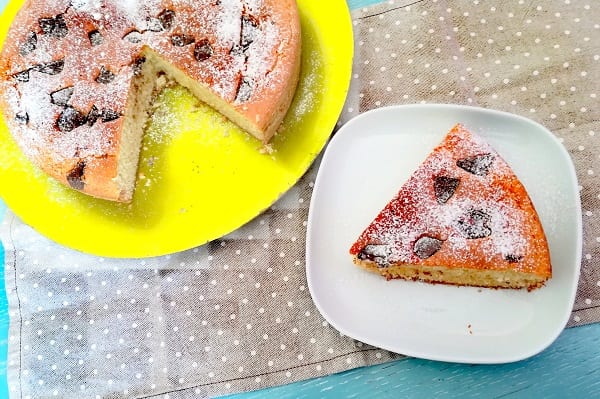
112, 41, 302, 202
352, 258, 550, 291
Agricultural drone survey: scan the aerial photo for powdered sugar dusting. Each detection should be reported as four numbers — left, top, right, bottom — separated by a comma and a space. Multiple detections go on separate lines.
244, 0, 264, 13
71, 0, 162, 28
116, 0, 161, 28
216, 0, 244, 44
351, 125, 548, 274
70, 0, 109, 21
292, 48, 322, 122
244, 18, 279, 84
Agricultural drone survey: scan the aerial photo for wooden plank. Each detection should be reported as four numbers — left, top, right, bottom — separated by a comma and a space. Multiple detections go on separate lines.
221, 324, 600, 398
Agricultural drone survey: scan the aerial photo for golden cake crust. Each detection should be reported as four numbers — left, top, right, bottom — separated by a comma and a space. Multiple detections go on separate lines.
349, 124, 552, 291
0, 0, 301, 201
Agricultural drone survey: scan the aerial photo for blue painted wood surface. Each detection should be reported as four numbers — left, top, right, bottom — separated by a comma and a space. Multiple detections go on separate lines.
221, 324, 600, 398
1, 0, 599, 398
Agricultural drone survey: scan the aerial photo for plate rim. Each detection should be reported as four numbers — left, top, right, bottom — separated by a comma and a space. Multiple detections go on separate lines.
306, 103, 583, 364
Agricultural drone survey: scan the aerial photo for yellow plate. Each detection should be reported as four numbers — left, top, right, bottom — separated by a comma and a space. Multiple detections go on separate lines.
0, 0, 353, 258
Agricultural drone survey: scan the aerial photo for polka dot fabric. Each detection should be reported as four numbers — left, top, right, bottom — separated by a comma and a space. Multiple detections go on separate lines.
1, 164, 402, 399
1, 0, 599, 397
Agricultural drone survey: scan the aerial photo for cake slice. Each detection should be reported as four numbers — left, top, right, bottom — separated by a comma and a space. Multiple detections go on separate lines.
349, 124, 552, 291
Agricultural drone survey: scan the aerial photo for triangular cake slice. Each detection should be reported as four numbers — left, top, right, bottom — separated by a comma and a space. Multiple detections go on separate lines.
349, 124, 552, 291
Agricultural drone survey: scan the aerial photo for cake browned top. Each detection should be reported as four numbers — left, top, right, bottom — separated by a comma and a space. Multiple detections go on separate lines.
350, 124, 552, 279
0, 0, 301, 201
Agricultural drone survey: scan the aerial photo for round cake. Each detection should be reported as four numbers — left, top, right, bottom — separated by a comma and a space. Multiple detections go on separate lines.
0, 0, 302, 201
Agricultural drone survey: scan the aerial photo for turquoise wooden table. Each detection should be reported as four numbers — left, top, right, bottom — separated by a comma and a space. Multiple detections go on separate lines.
1, 0, 599, 398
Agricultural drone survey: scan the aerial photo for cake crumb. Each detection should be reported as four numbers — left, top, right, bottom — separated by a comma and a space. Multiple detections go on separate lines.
146, 156, 158, 167
155, 74, 169, 91
259, 144, 275, 155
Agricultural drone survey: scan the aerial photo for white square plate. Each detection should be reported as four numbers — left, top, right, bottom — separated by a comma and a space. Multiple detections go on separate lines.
306, 104, 582, 364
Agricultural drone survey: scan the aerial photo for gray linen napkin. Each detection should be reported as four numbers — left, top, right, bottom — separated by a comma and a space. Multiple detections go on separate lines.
1, 164, 402, 399
2, 0, 599, 398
